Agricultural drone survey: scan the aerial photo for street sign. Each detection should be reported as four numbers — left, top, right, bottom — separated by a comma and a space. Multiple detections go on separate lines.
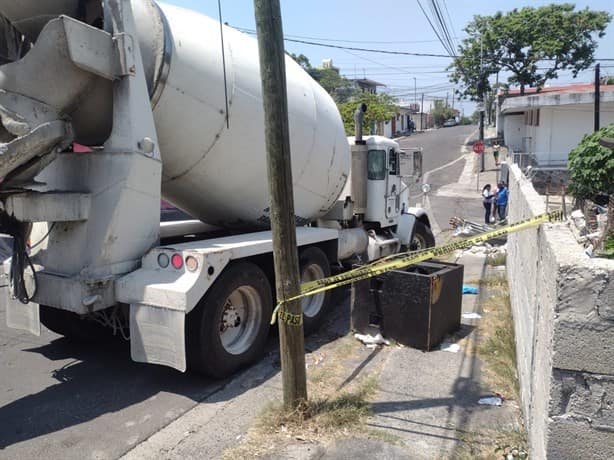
476, 102, 485, 112
473, 140, 484, 154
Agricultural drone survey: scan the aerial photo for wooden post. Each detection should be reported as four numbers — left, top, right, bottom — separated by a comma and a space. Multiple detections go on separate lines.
253, 0, 307, 408
594, 63, 600, 132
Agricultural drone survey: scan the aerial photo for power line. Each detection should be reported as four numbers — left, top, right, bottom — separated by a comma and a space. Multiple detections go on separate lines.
235, 29, 456, 58
416, 0, 453, 57
233, 26, 614, 62
429, 0, 455, 56
340, 48, 419, 78
442, 0, 459, 52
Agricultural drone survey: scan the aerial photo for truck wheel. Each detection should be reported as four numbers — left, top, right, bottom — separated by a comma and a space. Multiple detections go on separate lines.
39, 305, 110, 342
410, 221, 436, 250
186, 261, 272, 378
299, 247, 332, 334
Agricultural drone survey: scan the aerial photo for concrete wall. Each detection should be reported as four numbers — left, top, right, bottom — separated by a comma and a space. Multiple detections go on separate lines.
503, 101, 614, 164
537, 104, 614, 163
503, 114, 524, 151
507, 164, 614, 459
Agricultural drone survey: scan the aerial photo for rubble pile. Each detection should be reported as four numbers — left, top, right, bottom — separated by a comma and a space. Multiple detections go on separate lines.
466, 242, 508, 257
567, 207, 608, 256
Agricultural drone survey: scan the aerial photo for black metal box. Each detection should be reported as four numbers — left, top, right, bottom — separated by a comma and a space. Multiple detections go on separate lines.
351, 261, 464, 350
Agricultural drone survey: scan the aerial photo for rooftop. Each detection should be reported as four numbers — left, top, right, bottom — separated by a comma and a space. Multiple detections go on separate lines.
501, 83, 614, 113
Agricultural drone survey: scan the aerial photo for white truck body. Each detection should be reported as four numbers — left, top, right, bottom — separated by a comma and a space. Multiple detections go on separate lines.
0, 0, 433, 376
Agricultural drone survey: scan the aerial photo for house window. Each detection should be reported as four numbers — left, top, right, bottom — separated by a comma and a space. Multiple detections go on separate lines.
534, 109, 540, 126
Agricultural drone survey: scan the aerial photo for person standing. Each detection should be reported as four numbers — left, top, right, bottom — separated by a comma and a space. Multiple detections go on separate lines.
482, 184, 494, 224
496, 181, 508, 221
492, 142, 500, 166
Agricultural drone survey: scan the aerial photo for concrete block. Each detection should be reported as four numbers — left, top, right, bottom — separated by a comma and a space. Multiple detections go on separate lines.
597, 280, 614, 321
552, 320, 614, 374
556, 266, 606, 317
550, 370, 614, 430
548, 417, 614, 460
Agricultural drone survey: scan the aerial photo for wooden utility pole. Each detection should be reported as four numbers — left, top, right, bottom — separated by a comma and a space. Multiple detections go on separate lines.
421, 93, 424, 130
594, 63, 600, 132
253, 0, 307, 408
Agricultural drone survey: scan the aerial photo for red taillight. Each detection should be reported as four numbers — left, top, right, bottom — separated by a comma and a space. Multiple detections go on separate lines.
171, 253, 183, 269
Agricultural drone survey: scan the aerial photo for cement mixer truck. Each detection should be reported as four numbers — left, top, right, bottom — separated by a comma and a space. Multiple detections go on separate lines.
0, 0, 434, 377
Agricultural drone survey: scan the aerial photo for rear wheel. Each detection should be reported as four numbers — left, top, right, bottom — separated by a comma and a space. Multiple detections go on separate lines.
186, 261, 272, 378
299, 246, 332, 334
410, 221, 435, 250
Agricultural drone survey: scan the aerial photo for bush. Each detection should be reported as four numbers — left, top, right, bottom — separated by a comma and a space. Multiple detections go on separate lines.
568, 124, 614, 199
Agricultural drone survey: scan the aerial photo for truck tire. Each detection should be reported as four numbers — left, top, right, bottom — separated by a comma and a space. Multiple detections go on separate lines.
410, 221, 436, 250
39, 305, 110, 342
299, 246, 332, 334
186, 261, 272, 378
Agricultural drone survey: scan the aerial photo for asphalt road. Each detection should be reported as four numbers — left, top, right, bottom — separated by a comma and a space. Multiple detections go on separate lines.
0, 125, 476, 460
0, 310, 227, 460
398, 124, 476, 194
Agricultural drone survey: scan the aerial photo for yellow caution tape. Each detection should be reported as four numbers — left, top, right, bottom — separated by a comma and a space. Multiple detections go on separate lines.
272, 210, 564, 325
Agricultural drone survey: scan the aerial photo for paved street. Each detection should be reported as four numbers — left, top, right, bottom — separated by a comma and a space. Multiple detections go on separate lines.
0, 125, 478, 460
0, 312, 227, 460
398, 125, 476, 193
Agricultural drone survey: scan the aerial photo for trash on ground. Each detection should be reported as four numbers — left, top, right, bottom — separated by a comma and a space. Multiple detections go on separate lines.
354, 332, 390, 346
439, 342, 460, 353
462, 312, 482, 319
585, 244, 594, 257
478, 396, 503, 406
305, 352, 325, 369
462, 285, 479, 295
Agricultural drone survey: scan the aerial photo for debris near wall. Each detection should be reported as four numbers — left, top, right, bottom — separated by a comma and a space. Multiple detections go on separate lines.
449, 216, 508, 247
567, 205, 609, 257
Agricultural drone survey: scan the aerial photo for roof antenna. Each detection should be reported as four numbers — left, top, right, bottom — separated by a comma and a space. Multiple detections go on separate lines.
218, 0, 230, 128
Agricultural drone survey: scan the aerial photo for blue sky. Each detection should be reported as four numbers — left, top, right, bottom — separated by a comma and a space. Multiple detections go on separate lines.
163, 1, 614, 115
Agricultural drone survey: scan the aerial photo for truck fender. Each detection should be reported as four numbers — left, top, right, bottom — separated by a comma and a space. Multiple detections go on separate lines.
395, 208, 431, 246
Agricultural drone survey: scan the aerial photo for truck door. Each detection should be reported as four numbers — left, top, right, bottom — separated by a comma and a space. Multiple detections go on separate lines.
385, 148, 401, 219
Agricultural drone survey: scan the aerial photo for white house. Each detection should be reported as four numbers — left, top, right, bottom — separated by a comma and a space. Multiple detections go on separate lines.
500, 83, 614, 166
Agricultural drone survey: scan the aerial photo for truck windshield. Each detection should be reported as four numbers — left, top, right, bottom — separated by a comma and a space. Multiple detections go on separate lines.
367, 150, 386, 180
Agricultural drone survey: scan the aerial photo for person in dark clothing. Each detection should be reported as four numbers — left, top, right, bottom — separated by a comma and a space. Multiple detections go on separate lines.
496, 182, 508, 221
482, 184, 494, 224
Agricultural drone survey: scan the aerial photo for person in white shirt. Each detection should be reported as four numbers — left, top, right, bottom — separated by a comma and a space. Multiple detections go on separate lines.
482, 184, 494, 224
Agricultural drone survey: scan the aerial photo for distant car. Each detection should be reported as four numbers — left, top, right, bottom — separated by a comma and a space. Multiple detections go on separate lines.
443, 118, 457, 127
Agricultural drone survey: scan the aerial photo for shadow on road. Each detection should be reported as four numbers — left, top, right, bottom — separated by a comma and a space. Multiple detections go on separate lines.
0, 287, 352, 451
0, 336, 224, 449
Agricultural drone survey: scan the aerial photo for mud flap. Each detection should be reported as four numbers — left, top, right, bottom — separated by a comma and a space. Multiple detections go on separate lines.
5, 295, 40, 336
130, 304, 186, 372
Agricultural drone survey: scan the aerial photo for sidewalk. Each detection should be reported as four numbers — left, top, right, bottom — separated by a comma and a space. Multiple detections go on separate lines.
426, 127, 506, 241
122, 127, 522, 460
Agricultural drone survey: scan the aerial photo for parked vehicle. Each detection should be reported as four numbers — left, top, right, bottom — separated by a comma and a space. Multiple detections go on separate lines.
443, 118, 458, 127
0, 0, 434, 377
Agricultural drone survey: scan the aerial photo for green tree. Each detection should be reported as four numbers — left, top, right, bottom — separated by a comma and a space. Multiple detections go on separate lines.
450, 4, 611, 98
568, 124, 614, 243
338, 92, 398, 135
288, 53, 356, 103
431, 100, 456, 127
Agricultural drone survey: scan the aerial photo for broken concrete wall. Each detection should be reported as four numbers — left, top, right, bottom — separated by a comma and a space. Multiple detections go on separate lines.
507, 164, 614, 460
